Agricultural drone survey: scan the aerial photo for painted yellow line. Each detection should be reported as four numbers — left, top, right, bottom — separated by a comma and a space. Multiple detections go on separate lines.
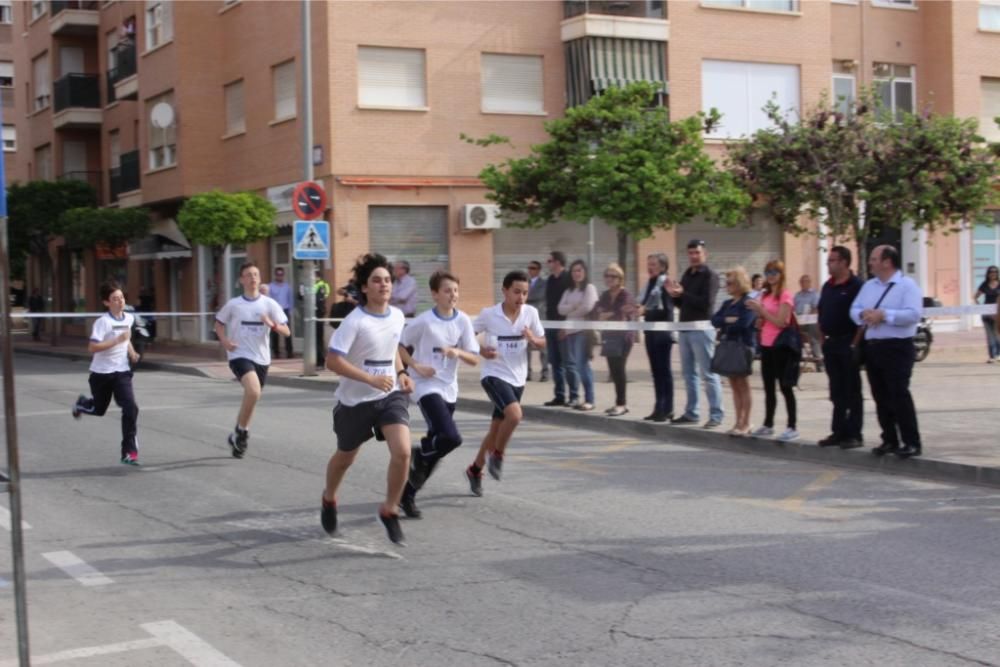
781, 470, 843, 510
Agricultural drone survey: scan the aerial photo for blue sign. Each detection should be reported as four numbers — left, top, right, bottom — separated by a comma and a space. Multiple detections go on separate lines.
293, 220, 330, 260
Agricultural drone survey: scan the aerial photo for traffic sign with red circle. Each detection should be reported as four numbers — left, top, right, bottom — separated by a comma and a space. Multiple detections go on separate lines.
292, 181, 327, 220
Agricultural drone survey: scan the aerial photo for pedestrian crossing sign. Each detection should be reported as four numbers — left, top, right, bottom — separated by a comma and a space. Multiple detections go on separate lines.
293, 220, 330, 260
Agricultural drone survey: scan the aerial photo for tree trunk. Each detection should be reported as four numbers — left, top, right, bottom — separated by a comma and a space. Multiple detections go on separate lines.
617, 229, 629, 275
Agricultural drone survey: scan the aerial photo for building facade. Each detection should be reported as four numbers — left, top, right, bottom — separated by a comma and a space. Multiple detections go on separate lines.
10, 0, 1000, 344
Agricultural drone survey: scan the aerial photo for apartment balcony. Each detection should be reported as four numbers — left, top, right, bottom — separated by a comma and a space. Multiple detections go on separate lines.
53, 74, 102, 128
562, 0, 669, 42
109, 150, 141, 205
49, 1, 99, 36
565, 0, 666, 19
108, 41, 138, 102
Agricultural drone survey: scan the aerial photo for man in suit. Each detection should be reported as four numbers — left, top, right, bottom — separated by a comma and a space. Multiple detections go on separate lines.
526, 260, 548, 382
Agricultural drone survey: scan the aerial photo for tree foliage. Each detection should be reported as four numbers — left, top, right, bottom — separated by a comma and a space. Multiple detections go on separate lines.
471, 82, 750, 262
6, 179, 97, 278
60, 207, 152, 248
177, 190, 278, 247
726, 88, 1000, 256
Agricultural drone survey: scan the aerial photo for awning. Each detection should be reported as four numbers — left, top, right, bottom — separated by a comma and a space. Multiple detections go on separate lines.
566, 37, 668, 107
128, 218, 192, 260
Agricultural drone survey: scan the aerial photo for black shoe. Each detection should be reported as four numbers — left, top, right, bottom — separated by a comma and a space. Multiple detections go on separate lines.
653, 412, 673, 423
817, 435, 842, 447
872, 443, 899, 457
487, 451, 503, 481
466, 465, 483, 497
378, 512, 406, 546
895, 445, 922, 459
643, 412, 659, 421
839, 437, 864, 450
671, 415, 698, 425
544, 398, 567, 407
408, 448, 432, 490
71, 394, 86, 420
228, 429, 248, 459
321, 497, 337, 536
540, 372, 548, 382
400, 491, 422, 519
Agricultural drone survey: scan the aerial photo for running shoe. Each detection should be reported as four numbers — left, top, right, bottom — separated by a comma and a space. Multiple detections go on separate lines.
400, 489, 422, 519
466, 465, 483, 497
487, 451, 503, 481
228, 428, 248, 459
71, 394, 86, 420
321, 497, 337, 536
777, 428, 800, 442
378, 511, 406, 546
408, 447, 431, 490
751, 426, 775, 438
120, 451, 139, 466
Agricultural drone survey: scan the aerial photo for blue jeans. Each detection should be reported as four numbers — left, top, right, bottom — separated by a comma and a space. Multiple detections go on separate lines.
545, 329, 578, 402
567, 332, 594, 404
679, 329, 724, 422
984, 316, 1000, 360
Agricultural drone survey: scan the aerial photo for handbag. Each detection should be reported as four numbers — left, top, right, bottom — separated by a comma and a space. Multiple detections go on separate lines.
711, 339, 753, 377
774, 312, 802, 353
600, 334, 628, 358
851, 282, 895, 367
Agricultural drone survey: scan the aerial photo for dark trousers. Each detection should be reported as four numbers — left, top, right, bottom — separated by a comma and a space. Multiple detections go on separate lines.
77, 371, 139, 457
315, 319, 326, 366
606, 351, 630, 406
822, 337, 863, 440
546, 328, 569, 401
416, 394, 463, 462
864, 338, 921, 450
270, 308, 292, 358
644, 332, 673, 416
761, 346, 797, 429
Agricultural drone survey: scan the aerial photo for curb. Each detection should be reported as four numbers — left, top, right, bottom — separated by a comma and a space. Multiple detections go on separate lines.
15, 347, 1000, 490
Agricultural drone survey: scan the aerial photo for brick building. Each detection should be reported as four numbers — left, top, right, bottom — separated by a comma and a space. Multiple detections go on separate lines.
8, 0, 1000, 345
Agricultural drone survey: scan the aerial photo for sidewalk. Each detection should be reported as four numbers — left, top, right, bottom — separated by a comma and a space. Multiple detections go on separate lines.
12, 329, 1000, 489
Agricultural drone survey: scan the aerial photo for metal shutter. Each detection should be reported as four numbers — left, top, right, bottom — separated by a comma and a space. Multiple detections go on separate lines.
369, 206, 449, 315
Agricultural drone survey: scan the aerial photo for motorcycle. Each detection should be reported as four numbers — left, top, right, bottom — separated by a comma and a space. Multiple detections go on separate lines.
913, 297, 939, 363
125, 305, 155, 366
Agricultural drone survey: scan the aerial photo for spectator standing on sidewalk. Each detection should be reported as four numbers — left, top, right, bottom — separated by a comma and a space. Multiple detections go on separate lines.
28, 287, 45, 341
711, 267, 756, 436
795, 274, 823, 372
592, 263, 637, 416
637, 253, 675, 422
526, 260, 548, 381
850, 244, 924, 459
543, 251, 576, 407
558, 259, 599, 411
267, 267, 294, 359
974, 266, 1000, 363
817, 246, 865, 449
747, 260, 800, 442
390, 260, 418, 317
667, 239, 723, 428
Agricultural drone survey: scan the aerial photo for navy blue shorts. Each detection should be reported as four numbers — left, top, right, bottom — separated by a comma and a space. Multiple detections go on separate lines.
481, 376, 524, 420
229, 358, 269, 387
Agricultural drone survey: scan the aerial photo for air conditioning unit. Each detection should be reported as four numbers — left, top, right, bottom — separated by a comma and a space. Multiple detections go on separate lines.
461, 204, 502, 230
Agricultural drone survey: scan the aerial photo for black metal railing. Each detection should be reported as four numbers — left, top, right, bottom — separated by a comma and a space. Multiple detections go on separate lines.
564, 0, 666, 19
106, 71, 116, 104
50, 1, 99, 15
108, 41, 137, 85
53, 73, 101, 111
109, 149, 141, 201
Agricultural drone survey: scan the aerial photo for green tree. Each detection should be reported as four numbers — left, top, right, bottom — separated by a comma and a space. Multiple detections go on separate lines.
470, 82, 750, 267
177, 190, 277, 248
60, 207, 152, 248
727, 89, 1000, 272
6, 179, 97, 279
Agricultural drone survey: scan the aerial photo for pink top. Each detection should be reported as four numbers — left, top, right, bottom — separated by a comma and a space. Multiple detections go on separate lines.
760, 290, 794, 347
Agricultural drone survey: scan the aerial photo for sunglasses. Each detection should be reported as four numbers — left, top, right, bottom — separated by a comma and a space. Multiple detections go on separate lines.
764, 270, 780, 276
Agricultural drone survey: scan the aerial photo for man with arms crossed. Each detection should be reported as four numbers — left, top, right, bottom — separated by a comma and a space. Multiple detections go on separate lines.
397, 271, 480, 518
322, 253, 414, 545
214, 262, 290, 459
466, 270, 546, 496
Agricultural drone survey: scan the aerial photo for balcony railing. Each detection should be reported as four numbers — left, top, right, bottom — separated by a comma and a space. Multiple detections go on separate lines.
50, 1, 99, 15
564, 0, 666, 19
106, 71, 116, 104
110, 150, 141, 202
108, 41, 137, 85
54, 73, 100, 111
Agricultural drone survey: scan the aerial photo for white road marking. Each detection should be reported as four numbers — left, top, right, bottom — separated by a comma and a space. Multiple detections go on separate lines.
225, 516, 403, 560
41, 550, 113, 587
141, 620, 243, 666
0, 504, 30, 531
0, 638, 163, 666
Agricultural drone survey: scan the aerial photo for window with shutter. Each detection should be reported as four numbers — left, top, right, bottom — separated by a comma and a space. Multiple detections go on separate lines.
481, 54, 544, 115
982, 0, 1000, 30
873, 62, 915, 122
2, 125, 15, 152
146, 1, 173, 50
357, 47, 426, 109
32, 53, 50, 111
272, 60, 296, 121
702, 60, 799, 139
147, 91, 177, 169
0, 61, 13, 88
225, 79, 246, 134
981, 79, 1000, 143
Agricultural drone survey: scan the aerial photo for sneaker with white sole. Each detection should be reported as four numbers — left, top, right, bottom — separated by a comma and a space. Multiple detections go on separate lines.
751, 426, 775, 437
777, 428, 800, 442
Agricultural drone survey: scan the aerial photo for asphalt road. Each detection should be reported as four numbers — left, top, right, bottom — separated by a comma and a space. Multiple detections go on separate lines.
1, 354, 999, 667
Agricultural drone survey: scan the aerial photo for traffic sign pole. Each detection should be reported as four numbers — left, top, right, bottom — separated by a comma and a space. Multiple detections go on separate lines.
301, 0, 317, 377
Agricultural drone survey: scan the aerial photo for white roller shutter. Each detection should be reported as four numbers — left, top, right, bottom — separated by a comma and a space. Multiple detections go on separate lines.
358, 47, 426, 108
481, 54, 544, 114
369, 206, 449, 315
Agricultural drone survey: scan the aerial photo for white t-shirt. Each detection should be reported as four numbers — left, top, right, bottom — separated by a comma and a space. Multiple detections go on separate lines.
215, 294, 289, 366
89, 311, 135, 374
473, 303, 544, 387
329, 305, 406, 406
400, 308, 480, 403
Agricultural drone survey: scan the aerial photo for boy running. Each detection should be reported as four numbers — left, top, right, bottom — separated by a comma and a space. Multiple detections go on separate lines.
466, 270, 546, 496
72, 281, 142, 465
397, 271, 480, 518
214, 261, 290, 459
322, 253, 414, 546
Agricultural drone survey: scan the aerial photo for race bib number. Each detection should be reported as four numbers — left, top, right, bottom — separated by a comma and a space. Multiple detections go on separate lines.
431, 347, 454, 371
496, 335, 524, 357
363, 359, 394, 376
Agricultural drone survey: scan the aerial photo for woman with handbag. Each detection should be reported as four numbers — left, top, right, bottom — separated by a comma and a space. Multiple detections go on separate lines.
591, 263, 637, 416
710, 267, 756, 436
746, 260, 800, 442
558, 260, 599, 411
